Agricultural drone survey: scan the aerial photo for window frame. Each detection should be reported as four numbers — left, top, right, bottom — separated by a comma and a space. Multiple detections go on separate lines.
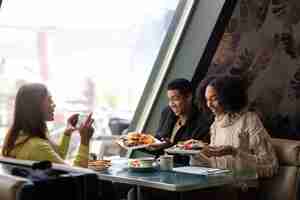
129, 0, 196, 133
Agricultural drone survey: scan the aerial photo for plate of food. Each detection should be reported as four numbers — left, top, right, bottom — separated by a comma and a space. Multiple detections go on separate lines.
88, 160, 111, 171
116, 132, 163, 150
165, 140, 207, 155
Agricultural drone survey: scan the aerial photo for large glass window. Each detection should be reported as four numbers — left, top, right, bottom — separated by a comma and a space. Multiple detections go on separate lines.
0, 0, 180, 158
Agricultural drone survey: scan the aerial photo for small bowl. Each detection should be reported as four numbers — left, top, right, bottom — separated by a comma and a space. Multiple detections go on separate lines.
128, 157, 156, 168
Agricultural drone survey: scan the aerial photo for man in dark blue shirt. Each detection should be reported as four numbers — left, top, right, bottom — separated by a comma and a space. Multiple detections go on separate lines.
137, 78, 212, 165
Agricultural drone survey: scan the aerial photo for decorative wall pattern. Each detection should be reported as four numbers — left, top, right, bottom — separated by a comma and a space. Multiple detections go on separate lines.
205, 0, 300, 139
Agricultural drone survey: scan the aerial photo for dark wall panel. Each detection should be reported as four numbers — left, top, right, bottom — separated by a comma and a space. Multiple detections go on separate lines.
197, 0, 300, 139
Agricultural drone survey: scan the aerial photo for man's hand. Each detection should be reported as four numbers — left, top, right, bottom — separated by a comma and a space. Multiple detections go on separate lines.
182, 139, 199, 145
145, 140, 168, 151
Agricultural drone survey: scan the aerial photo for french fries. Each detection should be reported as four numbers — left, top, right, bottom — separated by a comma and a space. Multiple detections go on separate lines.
121, 132, 156, 147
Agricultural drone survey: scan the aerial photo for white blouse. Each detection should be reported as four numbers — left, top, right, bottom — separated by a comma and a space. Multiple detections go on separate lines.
191, 111, 278, 178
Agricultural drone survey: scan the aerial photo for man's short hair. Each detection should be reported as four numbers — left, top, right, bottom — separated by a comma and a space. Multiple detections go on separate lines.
167, 78, 192, 96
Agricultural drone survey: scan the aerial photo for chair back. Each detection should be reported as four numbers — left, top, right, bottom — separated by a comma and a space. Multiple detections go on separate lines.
259, 138, 300, 200
0, 174, 28, 200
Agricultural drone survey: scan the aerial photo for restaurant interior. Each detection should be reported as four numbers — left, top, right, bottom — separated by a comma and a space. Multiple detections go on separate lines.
0, 0, 300, 200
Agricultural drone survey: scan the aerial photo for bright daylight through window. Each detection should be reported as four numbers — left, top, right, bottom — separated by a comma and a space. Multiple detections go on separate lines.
0, 0, 179, 158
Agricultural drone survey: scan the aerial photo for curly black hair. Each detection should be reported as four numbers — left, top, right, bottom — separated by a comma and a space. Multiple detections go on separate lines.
208, 76, 248, 113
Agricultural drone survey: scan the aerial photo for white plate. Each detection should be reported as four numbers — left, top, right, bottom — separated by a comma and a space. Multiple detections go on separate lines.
116, 138, 163, 150
164, 147, 201, 155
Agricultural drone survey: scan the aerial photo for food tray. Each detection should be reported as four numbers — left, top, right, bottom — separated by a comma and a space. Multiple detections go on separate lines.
116, 136, 163, 150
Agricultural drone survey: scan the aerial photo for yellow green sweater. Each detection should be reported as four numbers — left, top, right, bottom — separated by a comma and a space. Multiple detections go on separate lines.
9, 132, 89, 168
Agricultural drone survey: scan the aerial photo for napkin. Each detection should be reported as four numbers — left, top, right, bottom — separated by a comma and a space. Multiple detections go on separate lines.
173, 166, 230, 175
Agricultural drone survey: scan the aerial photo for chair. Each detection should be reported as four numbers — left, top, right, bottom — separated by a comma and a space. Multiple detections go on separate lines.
0, 157, 100, 200
259, 138, 300, 200
108, 117, 130, 135
0, 174, 28, 200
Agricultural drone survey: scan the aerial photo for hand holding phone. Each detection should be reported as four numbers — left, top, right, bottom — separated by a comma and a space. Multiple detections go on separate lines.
69, 114, 79, 127
64, 113, 79, 136
78, 113, 94, 145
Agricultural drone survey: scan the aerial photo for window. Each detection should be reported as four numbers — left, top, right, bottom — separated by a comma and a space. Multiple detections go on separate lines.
0, 0, 180, 158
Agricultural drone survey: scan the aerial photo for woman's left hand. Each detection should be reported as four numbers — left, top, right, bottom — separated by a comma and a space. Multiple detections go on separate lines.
202, 145, 237, 157
64, 113, 79, 136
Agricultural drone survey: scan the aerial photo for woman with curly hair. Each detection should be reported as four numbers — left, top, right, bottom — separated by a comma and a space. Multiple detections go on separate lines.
193, 76, 278, 177
190, 76, 278, 200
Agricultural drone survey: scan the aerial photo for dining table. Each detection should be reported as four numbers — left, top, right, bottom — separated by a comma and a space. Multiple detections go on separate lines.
95, 157, 258, 200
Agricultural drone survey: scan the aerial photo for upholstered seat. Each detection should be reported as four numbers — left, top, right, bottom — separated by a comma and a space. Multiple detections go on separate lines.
0, 174, 28, 200
259, 138, 300, 200
0, 157, 98, 200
